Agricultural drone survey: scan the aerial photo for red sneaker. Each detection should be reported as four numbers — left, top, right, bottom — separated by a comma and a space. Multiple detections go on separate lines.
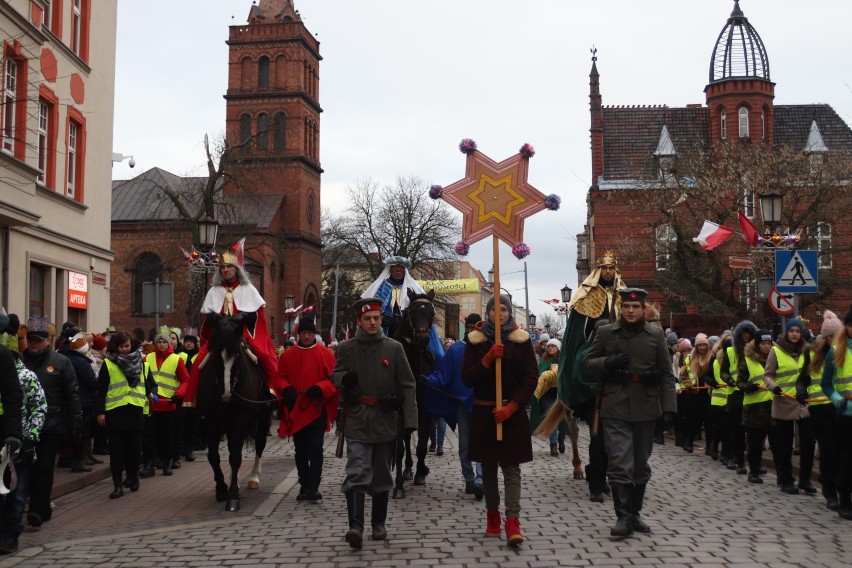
485, 509, 501, 537
505, 517, 524, 546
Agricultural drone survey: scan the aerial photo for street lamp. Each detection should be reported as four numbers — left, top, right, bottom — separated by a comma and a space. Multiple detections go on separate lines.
759, 191, 783, 230
528, 313, 536, 328
561, 284, 573, 329
487, 266, 494, 285
198, 216, 219, 248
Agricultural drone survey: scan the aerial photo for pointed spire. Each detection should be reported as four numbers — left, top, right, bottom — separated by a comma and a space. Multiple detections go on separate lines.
653, 125, 677, 157
731, 0, 744, 19
803, 120, 828, 152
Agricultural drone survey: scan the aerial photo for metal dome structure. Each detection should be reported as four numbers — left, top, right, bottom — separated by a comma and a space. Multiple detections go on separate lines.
709, 1, 770, 83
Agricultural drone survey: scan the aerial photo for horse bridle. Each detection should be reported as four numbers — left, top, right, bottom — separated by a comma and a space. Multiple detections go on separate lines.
406, 298, 435, 336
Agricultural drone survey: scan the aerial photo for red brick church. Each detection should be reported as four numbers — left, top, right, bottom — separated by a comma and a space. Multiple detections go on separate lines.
110, 0, 322, 340
576, 1, 852, 333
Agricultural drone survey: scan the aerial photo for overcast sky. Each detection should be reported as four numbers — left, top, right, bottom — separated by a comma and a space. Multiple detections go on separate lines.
112, 0, 852, 324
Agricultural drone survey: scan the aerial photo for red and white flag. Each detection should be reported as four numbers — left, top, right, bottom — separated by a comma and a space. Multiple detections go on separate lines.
738, 211, 760, 246
693, 221, 733, 251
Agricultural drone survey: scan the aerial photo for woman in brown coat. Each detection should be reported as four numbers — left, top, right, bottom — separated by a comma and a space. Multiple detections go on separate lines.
462, 294, 538, 546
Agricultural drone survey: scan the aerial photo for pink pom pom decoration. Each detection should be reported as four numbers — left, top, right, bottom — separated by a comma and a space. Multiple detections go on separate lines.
519, 143, 536, 158
454, 240, 471, 256
459, 138, 478, 154
429, 185, 443, 199
544, 194, 561, 211
512, 242, 531, 259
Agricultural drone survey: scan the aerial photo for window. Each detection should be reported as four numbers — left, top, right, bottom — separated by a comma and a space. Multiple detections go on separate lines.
738, 106, 749, 138
37, 101, 48, 182
739, 271, 756, 313
655, 224, 677, 271
273, 112, 286, 149
67, 122, 78, 197
256, 113, 268, 150
2, 59, 17, 152
258, 56, 270, 88
741, 188, 754, 218
43, 0, 52, 30
761, 110, 766, 140
720, 109, 726, 140
815, 222, 832, 269
580, 241, 588, 260
29, 264, 48, 317
133, 253, 163, 315
239, 113, 251, 146
72, 0, 81, 54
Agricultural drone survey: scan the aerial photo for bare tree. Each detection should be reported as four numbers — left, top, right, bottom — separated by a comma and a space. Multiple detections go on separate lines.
323, 176, 461, 280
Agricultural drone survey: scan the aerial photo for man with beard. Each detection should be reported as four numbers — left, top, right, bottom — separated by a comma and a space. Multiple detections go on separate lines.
583, 288, 677, 538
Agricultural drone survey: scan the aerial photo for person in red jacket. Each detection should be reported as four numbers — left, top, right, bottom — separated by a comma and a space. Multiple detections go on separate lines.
274, 315, 339, 501
141, 328, 189, 477
184, 246, 279, 407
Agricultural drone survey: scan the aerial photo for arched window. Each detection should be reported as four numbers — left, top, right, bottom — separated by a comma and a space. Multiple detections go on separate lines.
258, 56, 270, 88
239, 113, 252, 146
761, 110, 766, 139
738, 106, 749, 138
656, 224, 677, 271
257, 113, 268, 150
133, 253, 163, 315
273, 112, 286, 150
720, 109, 727, 140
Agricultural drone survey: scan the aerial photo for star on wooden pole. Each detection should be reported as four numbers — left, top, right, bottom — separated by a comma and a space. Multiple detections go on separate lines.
430, 139, 561, 440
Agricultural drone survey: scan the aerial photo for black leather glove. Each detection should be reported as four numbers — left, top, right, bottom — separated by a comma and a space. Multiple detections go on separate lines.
281, 386, 297, 410
3, 436, 21, 457
306, 385, 323, 401
740, 382, 758, 393
604, 352, 631, 371
796, 392, 808, 405
14, 439, 35, 465
380, 394, 402, 412
342, 372, 359, 389
725, 378, 737, 388
772, 385, 783, 396
172, 396, 183, 408
660, 411, 676, 431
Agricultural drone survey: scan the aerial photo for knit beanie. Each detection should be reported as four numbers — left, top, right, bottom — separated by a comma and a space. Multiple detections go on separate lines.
820, 310, 843, 338
694, 333, 709, 346
784, 318, 803, 332
677, 338, 692, 352
665, 332, 678, 345
91, 334, 108, 351
546, 338, 562, 351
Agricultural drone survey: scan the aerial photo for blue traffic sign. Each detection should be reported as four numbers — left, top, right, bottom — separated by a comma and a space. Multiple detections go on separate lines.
775, 250, 818, 293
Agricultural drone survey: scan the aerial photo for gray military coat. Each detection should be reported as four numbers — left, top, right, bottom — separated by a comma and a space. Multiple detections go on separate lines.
583, 320, 677, 421
331, 328, 417, 443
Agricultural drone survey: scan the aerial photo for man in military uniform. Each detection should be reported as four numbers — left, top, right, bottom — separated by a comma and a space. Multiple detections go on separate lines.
556, 251, 626, 502
331, 298, 417, 549
583, 288, 677, 538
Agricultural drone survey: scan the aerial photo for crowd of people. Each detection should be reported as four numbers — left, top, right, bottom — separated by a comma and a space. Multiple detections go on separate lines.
0, 249, 850, 556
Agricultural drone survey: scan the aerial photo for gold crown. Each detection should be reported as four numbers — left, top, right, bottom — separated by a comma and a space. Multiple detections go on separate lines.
596, 250, 617, 267
219, 250, 239, 265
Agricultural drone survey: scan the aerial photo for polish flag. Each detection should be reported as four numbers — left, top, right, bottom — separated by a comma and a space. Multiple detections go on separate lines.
693, 221, 734, 251
738, 211, 760, 246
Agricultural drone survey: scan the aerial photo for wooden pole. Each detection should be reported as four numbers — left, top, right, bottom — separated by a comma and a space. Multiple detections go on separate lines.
493, 236, 503, 441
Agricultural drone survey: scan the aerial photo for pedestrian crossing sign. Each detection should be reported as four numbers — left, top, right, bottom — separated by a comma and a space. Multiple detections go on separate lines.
775, 250, 818, 293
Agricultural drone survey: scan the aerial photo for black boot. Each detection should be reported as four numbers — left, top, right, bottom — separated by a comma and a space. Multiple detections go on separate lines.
345, 491, 365, 548
371, 491, 389, 540
127, 472, 140, 492
109, 473, 124, 499
839, 492, 852, 521
609, 484, 634, 538
631, 483, 650, 533
139, 460, 155, 478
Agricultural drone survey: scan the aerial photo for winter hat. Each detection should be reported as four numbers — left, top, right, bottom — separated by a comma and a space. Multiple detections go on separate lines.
169, 327, 182, 341
708, 335, 720, 348
784, 318, 803, 332
154, 325, 171, 344
694, 333, 709, 346
665, 332, 678, 345
677, 338, 692, 352
464, 313, 482, 326
539, 333, 551, 344
91, 334, 108, 351
25, 316, 50, 340
485, 294, 513, 315
820, 310, 842, 338
546, 338, 562, 351
69, 332, 89, 354
298, 315, 317, 333
755, 329, 773, 344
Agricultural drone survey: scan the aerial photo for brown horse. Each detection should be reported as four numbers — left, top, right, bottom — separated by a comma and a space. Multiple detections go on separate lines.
196, 313, 272, 511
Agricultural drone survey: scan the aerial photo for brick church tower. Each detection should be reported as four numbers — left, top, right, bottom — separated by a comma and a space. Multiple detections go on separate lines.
224, 0, 323, 333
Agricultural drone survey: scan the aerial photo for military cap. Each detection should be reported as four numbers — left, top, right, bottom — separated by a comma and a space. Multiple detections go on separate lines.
353, 297, 383, 316
617, 288, 648, 303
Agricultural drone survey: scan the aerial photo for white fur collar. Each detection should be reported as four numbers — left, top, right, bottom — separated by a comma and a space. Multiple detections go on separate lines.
467, 328, 530, 345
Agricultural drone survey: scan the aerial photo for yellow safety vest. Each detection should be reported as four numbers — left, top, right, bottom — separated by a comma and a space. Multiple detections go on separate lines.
834, 348, 852, 399
807, 365, 831, 406
145, 352, 181, 398
177, 352, 188, 364
725, 346, 740, 384
710, 358, 730, 407
104, 358, 148, 412
679, 355, 693, 390
771, 346, 805, 397
743, 356, 773, 405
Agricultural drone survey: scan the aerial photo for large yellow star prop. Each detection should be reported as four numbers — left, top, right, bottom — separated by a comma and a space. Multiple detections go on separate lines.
441, 141, 548, 247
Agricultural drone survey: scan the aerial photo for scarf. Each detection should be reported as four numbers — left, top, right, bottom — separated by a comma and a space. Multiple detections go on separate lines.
354, 326, 386, 344
479, 316, 516, 344
109, 350, 143, 388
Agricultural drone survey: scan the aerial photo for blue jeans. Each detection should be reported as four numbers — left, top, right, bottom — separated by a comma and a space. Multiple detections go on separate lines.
456, 403, 482, 484
1, 459, 32, 538
431, 416, 446, 449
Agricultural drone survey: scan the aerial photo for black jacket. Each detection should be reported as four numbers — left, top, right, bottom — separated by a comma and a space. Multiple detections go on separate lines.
21, 349, 82, 434
0, 346, 23, 441
66, 350, 98, 409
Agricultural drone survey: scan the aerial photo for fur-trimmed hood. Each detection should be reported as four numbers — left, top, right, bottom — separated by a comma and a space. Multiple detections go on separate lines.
733, 320, 757, 356
744, 340, 771, 364
467, 326, 530, 345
